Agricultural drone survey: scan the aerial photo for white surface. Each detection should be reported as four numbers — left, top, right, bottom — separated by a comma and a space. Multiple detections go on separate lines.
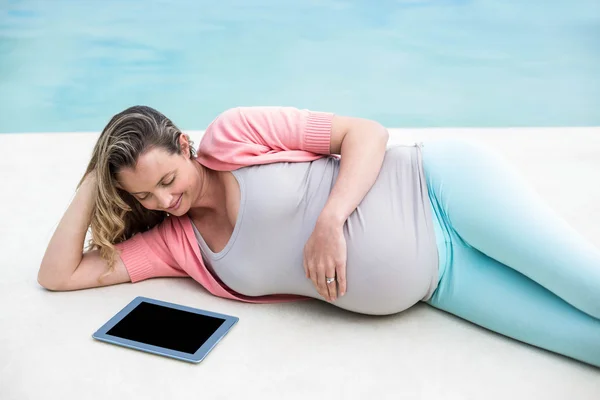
1, 128, 599, 400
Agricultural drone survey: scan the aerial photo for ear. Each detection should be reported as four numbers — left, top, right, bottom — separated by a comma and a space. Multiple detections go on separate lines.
179, 134, 191, 159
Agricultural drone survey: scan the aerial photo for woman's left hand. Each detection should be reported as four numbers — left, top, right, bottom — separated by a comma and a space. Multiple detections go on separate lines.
303, 218, 347, 302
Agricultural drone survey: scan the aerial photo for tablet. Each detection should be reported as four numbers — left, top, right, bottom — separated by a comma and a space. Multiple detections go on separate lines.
92, 296, 239, 363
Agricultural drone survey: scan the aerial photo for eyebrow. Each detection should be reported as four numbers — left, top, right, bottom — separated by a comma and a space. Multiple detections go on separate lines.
130, 171, 175, 195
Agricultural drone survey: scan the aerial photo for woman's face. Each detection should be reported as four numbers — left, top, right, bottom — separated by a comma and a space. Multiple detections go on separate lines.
116, 143, 201, 217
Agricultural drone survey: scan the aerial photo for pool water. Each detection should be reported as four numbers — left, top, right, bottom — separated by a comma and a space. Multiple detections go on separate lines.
1, 0, 599, 133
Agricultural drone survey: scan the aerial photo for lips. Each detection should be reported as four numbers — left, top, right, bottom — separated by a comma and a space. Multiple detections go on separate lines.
167, 194, 183, 211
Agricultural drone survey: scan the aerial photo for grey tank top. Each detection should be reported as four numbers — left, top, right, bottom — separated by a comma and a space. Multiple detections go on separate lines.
192, 144, 439, 315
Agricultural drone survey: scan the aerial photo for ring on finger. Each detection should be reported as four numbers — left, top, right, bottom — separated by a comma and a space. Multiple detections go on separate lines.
326, 276, 336, 284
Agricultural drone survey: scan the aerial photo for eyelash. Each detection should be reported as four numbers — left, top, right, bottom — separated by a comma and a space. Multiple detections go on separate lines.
162, 176, 176, 186
138, 175, 176, 201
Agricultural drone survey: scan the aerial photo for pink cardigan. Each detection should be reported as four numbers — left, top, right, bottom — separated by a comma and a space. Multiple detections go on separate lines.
115, 107, 335, 303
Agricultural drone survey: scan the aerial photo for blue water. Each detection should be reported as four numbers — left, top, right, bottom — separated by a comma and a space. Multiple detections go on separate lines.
1, 0, 599, 133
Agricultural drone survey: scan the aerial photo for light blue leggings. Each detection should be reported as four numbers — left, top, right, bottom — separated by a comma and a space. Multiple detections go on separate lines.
420, 139, 600, 367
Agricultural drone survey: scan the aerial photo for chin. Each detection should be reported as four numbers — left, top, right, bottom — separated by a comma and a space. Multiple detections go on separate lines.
172, 207, 190, 217
169, 199, 190, 216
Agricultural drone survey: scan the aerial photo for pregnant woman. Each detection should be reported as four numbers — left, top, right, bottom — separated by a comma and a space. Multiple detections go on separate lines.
38, 106, 600, 367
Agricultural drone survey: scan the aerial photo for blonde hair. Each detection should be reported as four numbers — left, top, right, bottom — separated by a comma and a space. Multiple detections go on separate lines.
79, 106, 195, 269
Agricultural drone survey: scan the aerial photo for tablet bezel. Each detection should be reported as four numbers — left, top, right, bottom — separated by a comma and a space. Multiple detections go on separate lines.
92, 296, 239, 363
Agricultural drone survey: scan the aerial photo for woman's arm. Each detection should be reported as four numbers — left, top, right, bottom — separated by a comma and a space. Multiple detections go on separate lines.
37, 174, 131, 291
303, 116, 389, 301
320, 115, 389, 226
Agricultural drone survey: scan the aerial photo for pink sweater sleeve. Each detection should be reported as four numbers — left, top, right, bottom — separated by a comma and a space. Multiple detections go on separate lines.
115, 219, 189, 283
196, 107, 334, 170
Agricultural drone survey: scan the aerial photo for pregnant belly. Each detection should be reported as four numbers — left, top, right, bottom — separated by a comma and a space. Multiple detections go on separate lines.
262, 251, 433, 316
325, 238, 435, 315
220, 232, 435, 316
213, 145, 438, 316
327, 145, 439, 315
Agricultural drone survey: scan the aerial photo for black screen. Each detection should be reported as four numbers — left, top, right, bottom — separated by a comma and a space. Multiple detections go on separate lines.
106, 301, 226, 354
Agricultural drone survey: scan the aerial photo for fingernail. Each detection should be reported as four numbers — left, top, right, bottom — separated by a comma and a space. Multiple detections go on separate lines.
341, 291, 345, 296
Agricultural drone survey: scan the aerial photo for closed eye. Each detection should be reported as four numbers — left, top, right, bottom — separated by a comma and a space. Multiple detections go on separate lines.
162, 176, 176, 186
131, 173, 176, 201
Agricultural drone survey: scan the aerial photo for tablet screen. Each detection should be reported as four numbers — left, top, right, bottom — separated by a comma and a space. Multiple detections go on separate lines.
106, 301, 226, 354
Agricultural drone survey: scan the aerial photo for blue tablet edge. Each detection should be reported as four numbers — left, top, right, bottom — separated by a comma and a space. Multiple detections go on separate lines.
92, 296, 239, 363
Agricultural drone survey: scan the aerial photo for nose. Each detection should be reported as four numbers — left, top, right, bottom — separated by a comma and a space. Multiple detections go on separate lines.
158, 192, 175, 210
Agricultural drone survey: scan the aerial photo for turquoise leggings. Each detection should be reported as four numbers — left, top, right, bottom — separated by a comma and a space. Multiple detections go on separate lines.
421, 139, 600, 367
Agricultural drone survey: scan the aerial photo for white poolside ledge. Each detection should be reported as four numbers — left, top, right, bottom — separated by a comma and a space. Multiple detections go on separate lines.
1, 127, 599, 400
